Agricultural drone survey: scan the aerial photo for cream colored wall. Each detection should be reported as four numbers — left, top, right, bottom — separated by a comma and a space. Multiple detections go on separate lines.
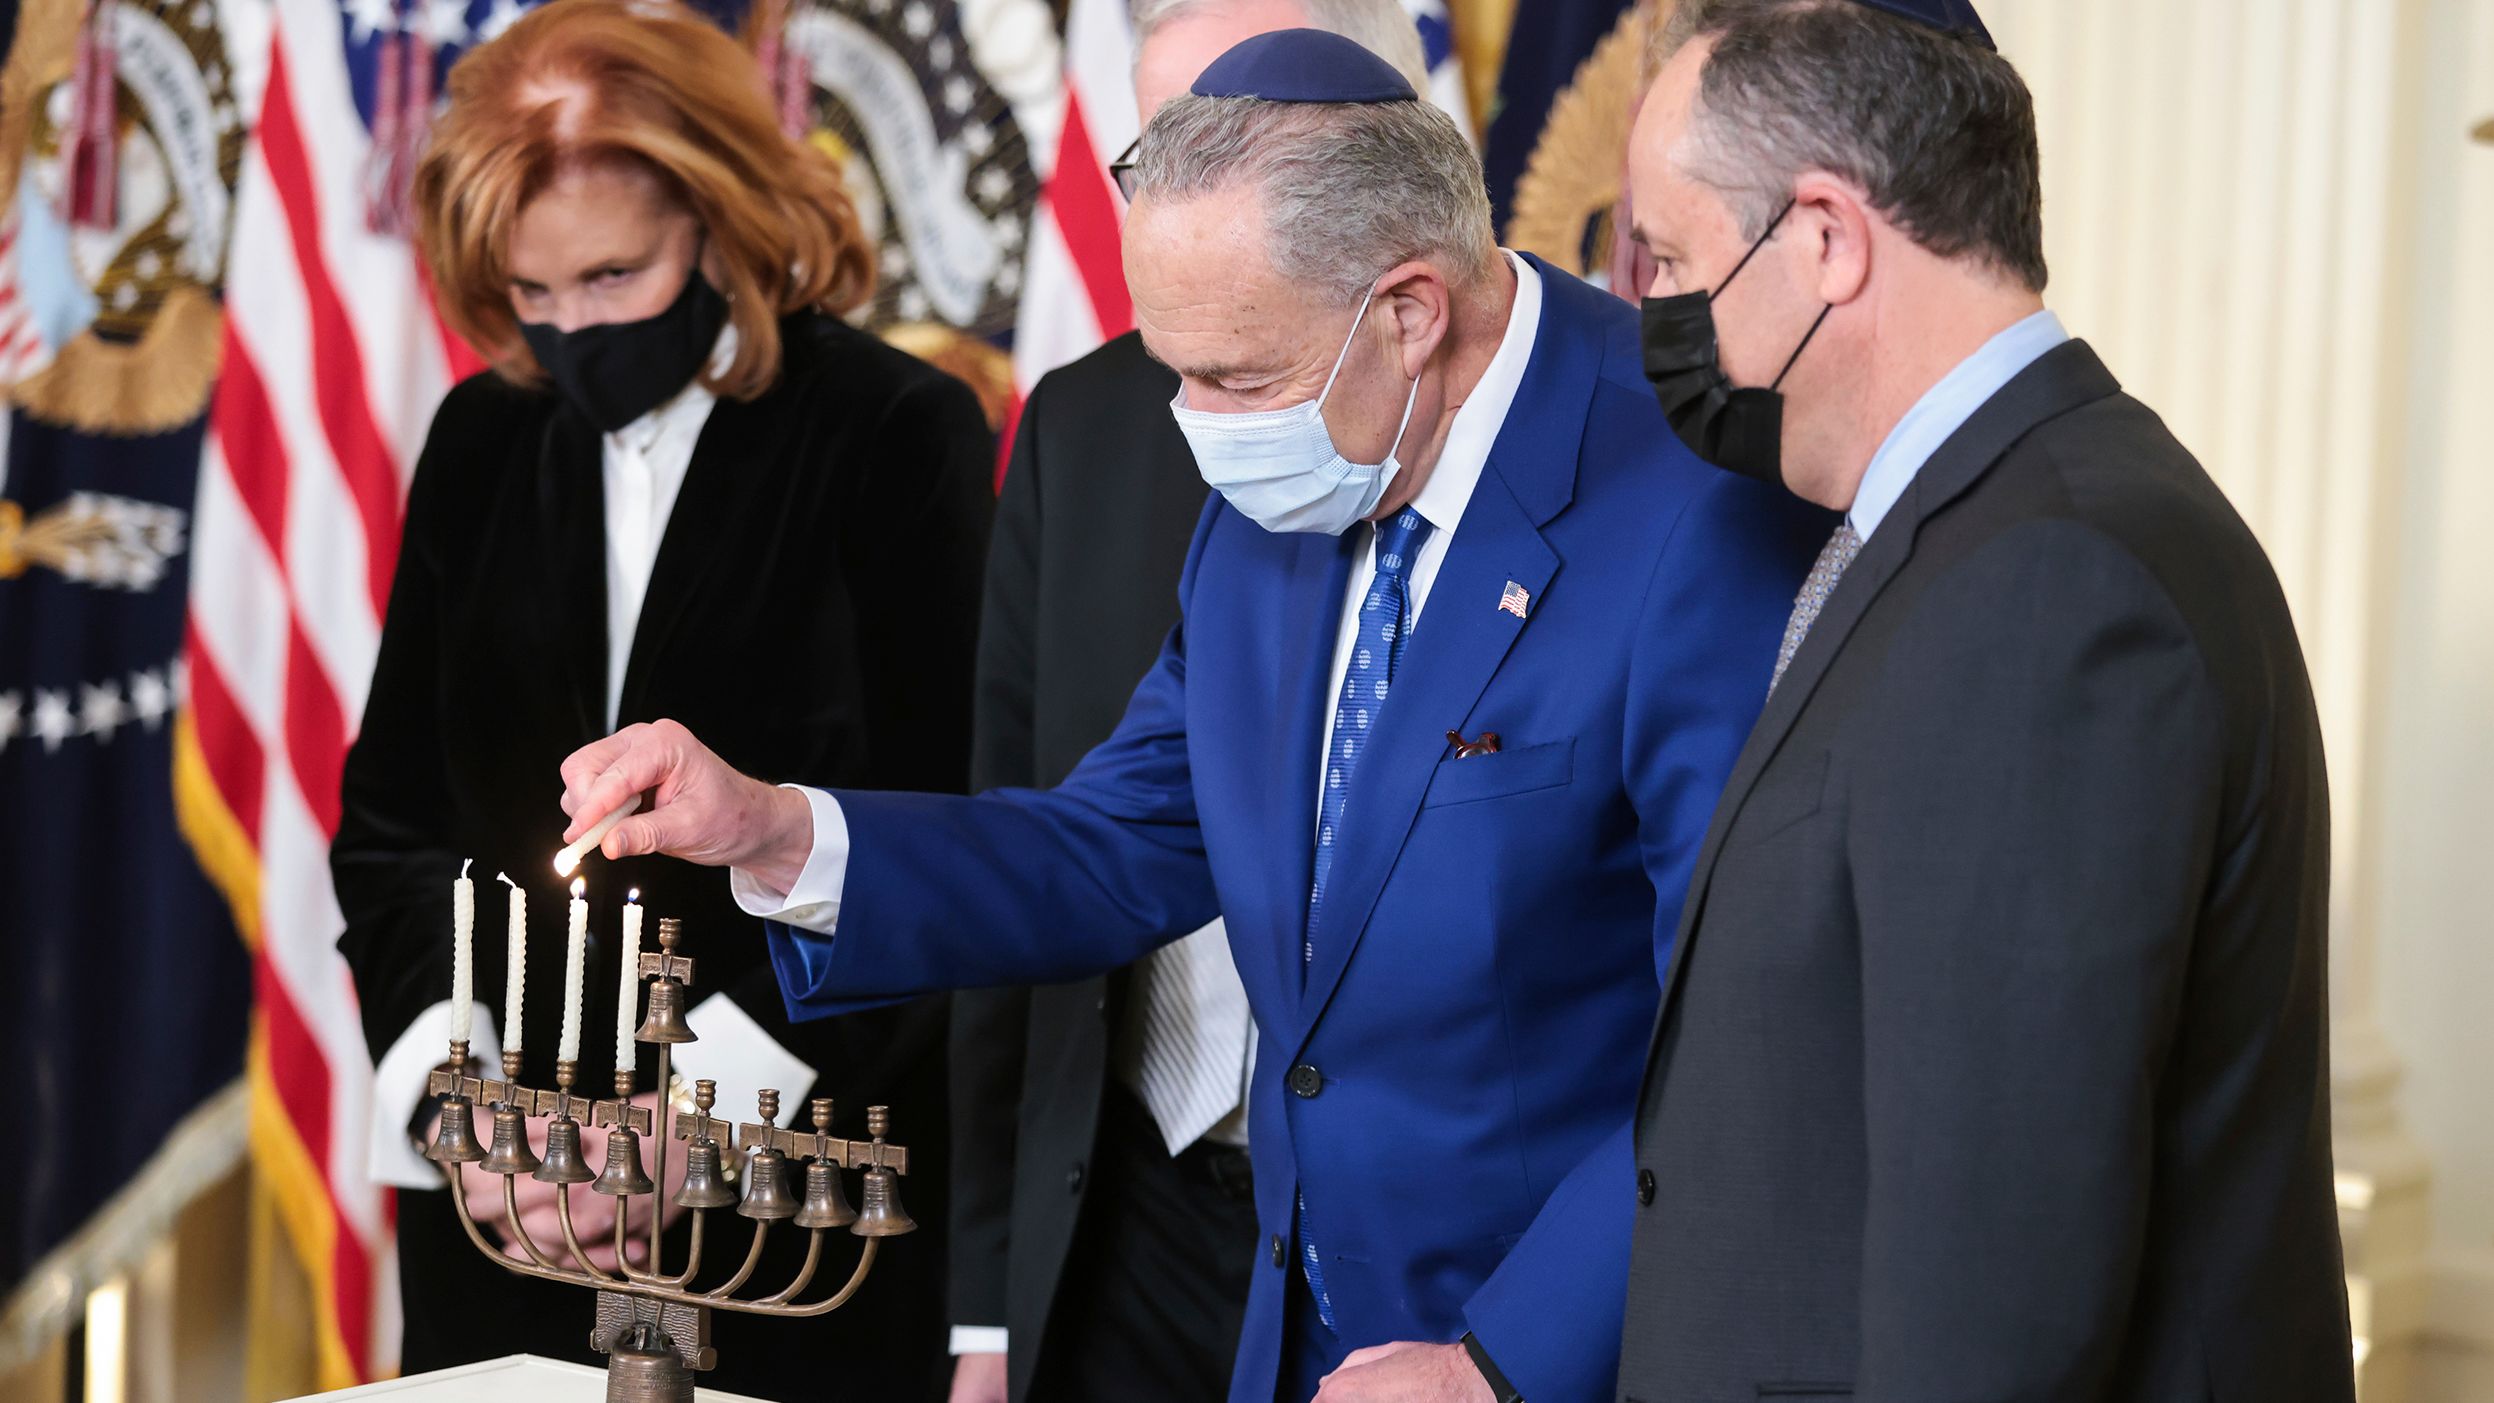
2376, 0, 2494, 1395
1977, 1, 2494, 1397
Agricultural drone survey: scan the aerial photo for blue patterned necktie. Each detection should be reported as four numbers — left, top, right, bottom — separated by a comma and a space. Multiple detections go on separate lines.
1306, 507, 1434, 967
1297, 506, 1432, 1336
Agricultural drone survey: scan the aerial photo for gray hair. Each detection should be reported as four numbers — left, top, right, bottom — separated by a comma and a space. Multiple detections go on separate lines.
1131, 0, 1431, 93
1129, 94, 1495, 305
1657, 0, 2047, 292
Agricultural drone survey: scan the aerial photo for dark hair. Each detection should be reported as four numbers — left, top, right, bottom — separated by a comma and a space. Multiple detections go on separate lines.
1660, 0, 2047, 292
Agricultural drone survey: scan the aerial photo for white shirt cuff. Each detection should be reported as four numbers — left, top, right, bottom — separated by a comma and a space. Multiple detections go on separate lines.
949, 1326, 1009, 1356
675, 993, 817, 1126
367, 1000, 500, 1191
728, 785, 847, 933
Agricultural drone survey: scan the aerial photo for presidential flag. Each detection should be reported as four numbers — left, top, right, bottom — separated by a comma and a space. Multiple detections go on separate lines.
0, 0, 253, 1376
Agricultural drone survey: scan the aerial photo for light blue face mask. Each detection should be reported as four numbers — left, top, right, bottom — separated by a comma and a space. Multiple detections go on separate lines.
1168, 280, 1422, 536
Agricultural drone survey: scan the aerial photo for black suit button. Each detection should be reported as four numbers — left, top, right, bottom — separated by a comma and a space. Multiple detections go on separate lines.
1636, 1168, 1656, 1206
1288, 1064, 1324, 1098
1067, 1162, 1085, 1195
1271, 1234, 1287, 1267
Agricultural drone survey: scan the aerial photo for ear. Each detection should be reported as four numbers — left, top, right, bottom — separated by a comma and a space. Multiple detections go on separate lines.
1373, 259, 1455, 379
1791, 171, 1874, 307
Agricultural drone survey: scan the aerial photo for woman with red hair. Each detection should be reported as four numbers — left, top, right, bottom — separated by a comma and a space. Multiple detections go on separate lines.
330, 1, 988, 1391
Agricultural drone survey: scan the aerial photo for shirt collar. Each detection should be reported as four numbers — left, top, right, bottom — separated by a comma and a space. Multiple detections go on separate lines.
610, 321, 738, 460
1409, 250, 1541, 533
1846, 308, 2069, 541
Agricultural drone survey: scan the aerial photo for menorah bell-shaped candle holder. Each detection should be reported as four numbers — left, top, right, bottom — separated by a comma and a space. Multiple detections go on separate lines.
425, 916, 915, 1403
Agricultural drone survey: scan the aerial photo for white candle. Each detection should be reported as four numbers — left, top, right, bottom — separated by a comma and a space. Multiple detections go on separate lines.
558, 876, 588, 1064
554, 796, 642, 877
450, 860, 475, 1046
616, 890, 644, 1069
499, 873, 526, 1055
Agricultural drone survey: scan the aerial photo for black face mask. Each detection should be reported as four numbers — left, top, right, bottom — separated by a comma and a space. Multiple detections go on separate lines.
519, 267, 729, 434
1640, 200, 1832, 488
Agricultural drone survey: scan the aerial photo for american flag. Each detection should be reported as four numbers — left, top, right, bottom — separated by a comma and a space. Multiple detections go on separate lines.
178, 0, 491, 1382
1006, 0, 1139, 397
1500, 580, 1530, 619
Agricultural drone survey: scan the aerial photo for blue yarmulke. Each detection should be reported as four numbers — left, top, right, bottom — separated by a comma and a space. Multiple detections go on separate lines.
1855, 0, 1995, 49
1189, 28, 1419, 104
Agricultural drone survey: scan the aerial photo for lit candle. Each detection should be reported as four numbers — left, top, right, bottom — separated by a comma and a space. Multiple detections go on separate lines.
499, 873, 526, 1055
558, 876, 588, 1065
449, 860, 475, 1046
615, 890, 643, 1070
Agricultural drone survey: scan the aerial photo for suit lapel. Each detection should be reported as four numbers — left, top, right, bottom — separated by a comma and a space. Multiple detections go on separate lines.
536, 405, 608, 742
1290, 262, 1595, 1032
618, 390, 775, 719
1646, 340, 2127, 1041
1294, 473, 1557, 1030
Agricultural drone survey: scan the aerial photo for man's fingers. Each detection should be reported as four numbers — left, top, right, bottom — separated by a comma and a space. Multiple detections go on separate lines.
559, 729, 641, 817
570, 728, 689, 843
602, 811, 676, 862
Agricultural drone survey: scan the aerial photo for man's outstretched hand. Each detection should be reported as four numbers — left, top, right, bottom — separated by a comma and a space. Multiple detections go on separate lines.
559, 720, 814, 894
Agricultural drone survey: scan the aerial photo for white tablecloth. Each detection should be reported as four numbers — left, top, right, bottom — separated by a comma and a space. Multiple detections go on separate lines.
284, 1353, 772, 1401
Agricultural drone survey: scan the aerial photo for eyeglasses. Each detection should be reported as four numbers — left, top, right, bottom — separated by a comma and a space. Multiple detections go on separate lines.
1109, 138, 1140, 202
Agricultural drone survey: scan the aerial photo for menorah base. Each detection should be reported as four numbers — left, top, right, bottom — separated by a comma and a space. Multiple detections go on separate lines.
604, 1326, 696, 1403
593, 1292, 713, 1403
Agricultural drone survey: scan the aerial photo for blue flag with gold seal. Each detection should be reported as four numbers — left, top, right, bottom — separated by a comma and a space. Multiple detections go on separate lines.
0, 0, 251, 1373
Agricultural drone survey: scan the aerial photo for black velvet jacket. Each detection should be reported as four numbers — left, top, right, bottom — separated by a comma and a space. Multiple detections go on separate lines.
331, 306, 990, 1329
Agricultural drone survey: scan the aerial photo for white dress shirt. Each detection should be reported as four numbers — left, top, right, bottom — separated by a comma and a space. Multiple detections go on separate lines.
368, 329, 816, 1190
601, 370, 714, 728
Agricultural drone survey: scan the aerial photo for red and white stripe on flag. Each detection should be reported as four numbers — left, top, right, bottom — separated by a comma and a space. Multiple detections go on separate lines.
180, 0, 484, 1383
1009, 0, 1140, 395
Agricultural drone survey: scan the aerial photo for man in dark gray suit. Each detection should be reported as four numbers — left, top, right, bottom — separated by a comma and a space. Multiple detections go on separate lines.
1614, 2, 2356, 1400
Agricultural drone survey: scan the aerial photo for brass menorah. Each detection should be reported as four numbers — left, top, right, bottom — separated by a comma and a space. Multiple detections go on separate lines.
423, 916, 914, 1403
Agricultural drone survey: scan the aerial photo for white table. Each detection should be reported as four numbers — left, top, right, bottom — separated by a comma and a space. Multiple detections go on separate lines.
284, 1353, 772, 1401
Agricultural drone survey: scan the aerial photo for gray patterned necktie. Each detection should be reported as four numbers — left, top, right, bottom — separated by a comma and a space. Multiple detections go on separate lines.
1770, 522, 1864, 696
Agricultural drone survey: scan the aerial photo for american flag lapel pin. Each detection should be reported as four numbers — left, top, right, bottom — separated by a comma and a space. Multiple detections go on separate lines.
1499, 580, 1531, 620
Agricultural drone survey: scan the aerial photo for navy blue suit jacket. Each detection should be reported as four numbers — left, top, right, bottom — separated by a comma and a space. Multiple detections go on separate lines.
770, 261, 1826, 1401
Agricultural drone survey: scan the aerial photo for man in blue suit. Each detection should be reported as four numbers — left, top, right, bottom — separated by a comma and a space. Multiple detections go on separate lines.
558, 31, 1824, 1403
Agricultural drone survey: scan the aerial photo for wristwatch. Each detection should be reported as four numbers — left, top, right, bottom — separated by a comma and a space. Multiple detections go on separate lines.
1460, 1331, 1524, 1403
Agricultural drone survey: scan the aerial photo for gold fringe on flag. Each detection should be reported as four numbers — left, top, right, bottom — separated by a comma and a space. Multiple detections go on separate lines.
9, 285, 225, 435
0, 1082, 248, 1378
1505, 7, 1651, 280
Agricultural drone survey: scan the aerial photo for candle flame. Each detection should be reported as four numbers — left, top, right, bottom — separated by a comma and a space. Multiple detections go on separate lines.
570, 876, 586, 899
628, 888, 641, 902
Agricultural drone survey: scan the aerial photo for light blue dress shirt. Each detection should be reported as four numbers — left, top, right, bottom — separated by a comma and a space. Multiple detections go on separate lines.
1847, 309, 2070, 541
